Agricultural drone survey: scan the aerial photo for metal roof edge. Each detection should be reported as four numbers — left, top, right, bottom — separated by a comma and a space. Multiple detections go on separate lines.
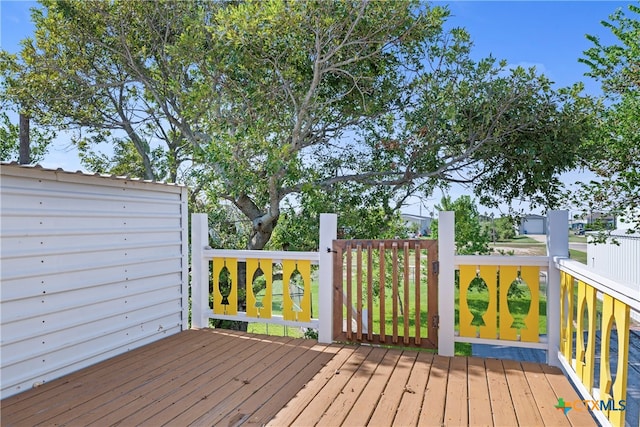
0, 162, 186, 187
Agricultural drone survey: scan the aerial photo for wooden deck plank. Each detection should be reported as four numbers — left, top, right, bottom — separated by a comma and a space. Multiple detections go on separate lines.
393, 351, 434, 426
418, 354, 449, 426
136, 335, 296, 426
444, 356, 468, 426
0, 330, 201, 416
240, 344, 343, 427
522, 362, 573, 426
1, 330, 212, 426
340, 349, 402, 427
1, 329, 599, 427
369, 351, 418, 426
290, 346, 373, 426
484, 358, 519, 427
502, 359, 545, 426
188, 339, 320, 426
265, 345, 356, 427
315, 346, 388, 427
541, 363, 598, 427
467, 357, 493, 427
71, 331, 267, 426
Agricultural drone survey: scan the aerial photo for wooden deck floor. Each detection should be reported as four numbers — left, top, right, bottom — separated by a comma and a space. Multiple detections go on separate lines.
1, 329, 596, 427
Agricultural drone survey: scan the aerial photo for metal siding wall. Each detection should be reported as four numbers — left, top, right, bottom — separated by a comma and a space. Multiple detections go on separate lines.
0, 166, 187, 398
587, 233, 640, 289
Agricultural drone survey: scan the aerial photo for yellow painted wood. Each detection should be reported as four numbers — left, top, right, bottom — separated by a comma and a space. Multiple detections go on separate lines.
245, 259, 273, 319
610, 298, 630, 427
519, 266, 540, 342
498, 265, 519, 341
598, 294, 615, 417
282, 259, 312, 322
459, 265, 477, 338
559, 272, 574, 361
575, 280, 587, 380
582, 283, 597, 391
212, 258, 238, 315
478, 265, 497, 339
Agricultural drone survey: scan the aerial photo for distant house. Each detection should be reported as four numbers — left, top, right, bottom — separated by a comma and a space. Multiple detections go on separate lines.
519, 214, 547, 235
401, 213, 433, 236
570, 211, 616, 230
569, 216, 587, 232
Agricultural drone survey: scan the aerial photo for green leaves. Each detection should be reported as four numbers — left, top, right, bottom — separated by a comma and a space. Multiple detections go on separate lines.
1, 0, 602, 248
575, 4, 640, 232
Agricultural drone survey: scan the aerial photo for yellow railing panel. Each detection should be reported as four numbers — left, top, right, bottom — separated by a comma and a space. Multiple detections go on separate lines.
478, 265, 498, 339
245, 259, 273, 319
562, 272, 631, 427
610, 298, 630, 427
459, 265, 497, 338
459, 265, 477, 338
599, 294, 615, 418
560, 271, 574, 362
282, 259, 312, 322
498, 265, 518, 341
212, 257, 238, 315
583, 283, 597, 391
575, 280, 586, 377
520, 266, 540, 342
574, 280, 597, 390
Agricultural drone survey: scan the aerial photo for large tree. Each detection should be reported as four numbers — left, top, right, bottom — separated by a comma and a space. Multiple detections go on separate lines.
0, 111, 53, 163
576, 3, 640, 232
432, 195, 491, 255
1, 0, 593, 249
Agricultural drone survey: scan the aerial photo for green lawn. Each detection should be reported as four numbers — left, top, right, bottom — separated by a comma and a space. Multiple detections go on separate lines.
568, 234, 588, 243
245, 258, 550, 358
500, 235, 542, 244
247, 268, 320, 338
570, 249, 588, 264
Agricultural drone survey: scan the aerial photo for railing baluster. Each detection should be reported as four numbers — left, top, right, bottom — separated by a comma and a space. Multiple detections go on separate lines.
346, 243, 352, 340
560, 271, 574, 363
379, 242, 386, 343
459, 265, 476, 338
499, 265, 518, 341
414, 242, 421, 346
575, 280, 588, 379
367, 244, 373, 342
519, 266, 540, 343
332, 245, 344, 340
403, 242, 410, 345
356, 244, 363, 341
392, 242, 398, 344
428, 244, 438, 345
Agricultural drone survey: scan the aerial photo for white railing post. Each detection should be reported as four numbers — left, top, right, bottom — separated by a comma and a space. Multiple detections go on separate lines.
438, 211, 455, 357
191, 213, 209, 329
318, 213, 337, 344
546, 210, 568, 367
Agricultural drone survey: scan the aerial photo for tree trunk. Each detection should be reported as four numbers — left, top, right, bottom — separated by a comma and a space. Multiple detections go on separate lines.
19, 114, 30, 165
247, 227, 275, 250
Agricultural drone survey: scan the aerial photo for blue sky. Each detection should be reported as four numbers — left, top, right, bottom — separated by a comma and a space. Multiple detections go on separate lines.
1, 1, 636, 214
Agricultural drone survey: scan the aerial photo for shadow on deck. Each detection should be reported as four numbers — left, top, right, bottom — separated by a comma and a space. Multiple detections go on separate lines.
1, 329, 597, 426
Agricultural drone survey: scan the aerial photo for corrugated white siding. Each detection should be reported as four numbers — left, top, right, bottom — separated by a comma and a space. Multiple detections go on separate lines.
587, 232, 640, 290
0, 164, 188, 398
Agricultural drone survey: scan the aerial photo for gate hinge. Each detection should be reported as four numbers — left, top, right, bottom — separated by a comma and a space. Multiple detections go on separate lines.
432, 261, 439, 275
432, 314, 439, 329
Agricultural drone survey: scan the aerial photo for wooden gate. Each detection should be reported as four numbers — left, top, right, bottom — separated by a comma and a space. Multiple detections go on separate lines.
332, 239, 438, 349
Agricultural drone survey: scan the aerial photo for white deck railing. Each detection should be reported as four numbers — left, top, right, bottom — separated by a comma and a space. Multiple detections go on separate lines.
190, 213, 336, 343
191, 210, 636, 427
438, 210, 637, 427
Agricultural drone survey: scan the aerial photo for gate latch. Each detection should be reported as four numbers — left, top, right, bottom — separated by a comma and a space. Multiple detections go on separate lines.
432, 261, 439, 275
432, 314, 440, 329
